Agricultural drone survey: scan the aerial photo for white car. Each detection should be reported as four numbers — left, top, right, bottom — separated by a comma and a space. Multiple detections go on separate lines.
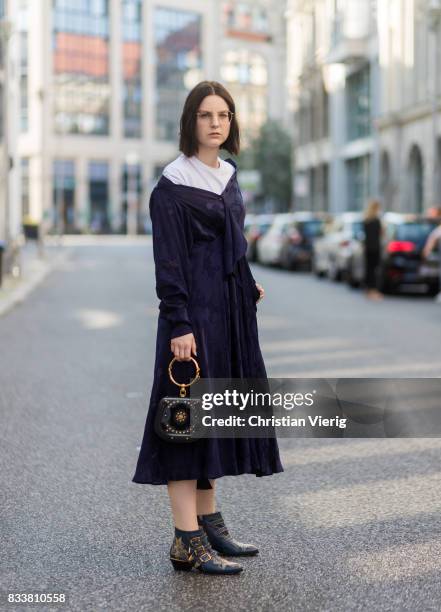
244, 213, 256, 234
256, 213, 298, 266
312, 212, 365, 280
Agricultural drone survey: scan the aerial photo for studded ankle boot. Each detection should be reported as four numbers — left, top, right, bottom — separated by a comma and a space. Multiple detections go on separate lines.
169, 527, 243, 574
197, 511, 259, 556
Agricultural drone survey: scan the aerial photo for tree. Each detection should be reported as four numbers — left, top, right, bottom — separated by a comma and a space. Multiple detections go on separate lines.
251, 119, 293, 212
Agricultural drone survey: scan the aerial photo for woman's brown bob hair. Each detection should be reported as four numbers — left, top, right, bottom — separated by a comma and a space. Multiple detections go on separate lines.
179, 81, 240, 157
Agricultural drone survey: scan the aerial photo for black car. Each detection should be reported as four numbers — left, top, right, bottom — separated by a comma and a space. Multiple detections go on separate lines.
377, 214, 439, 294
279, 213, 328, 271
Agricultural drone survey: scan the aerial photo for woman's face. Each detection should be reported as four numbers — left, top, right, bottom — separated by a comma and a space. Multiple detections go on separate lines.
195, 95, 232, 151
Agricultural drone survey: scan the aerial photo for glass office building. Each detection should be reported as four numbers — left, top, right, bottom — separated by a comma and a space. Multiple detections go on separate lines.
122, 0, 142, 138
16, 1, 280, 233
154, 6, 202, 141
52, 0, 110, 135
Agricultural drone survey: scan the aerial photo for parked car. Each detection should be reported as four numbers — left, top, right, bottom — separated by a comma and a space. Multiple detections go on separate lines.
278, 212, 328, 270
256, 213, 298, 265
312, 212, 365, 280
244, 213, 256, 235
245, 214, 275, 262
346, 212, 440, 294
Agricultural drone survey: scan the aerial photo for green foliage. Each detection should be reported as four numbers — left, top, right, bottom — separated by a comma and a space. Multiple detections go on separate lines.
238, 120, 293, 212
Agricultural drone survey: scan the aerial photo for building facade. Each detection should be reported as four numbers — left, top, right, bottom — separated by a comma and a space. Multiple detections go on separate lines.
288, 0, 378, 213
376, 0, 441, 213
0, 0, 21, 276
15, 0, 285, 236
288, 0, 441, 214
220, 1, 287, 148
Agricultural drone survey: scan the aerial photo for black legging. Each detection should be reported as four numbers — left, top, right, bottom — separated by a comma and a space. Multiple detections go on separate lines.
364, 250, 380, 289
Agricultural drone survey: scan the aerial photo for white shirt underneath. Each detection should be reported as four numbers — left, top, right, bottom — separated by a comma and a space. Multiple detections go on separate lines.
162, 153, 235, 195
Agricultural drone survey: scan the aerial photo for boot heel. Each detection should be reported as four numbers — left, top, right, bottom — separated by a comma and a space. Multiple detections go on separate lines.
171, 558, 193, 571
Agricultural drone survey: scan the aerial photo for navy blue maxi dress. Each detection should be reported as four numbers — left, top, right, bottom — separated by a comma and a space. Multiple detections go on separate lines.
132, 158, 284, 487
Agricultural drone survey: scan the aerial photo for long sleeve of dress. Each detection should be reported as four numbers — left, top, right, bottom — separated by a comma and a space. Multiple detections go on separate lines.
149, 188, 194, 339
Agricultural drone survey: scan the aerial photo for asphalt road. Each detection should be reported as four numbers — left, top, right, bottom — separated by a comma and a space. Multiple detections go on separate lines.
1, 237, 441, 612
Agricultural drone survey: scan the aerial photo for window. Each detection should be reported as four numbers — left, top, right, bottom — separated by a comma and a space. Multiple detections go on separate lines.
88, 161, 110, 231
154, 7, 202, 141
0, 0, 5, 68
53, 0, 110, 135
0, 84, 3, 142
346, 155, 371, 211
220, 49, 268, 145
347, 65, 371, 140
21, 158, 30, 217
222, 2, 269, 36
53, 159, 76, 231
18, 2, 29, 131
121, 161, 142, 232
122, 0, 142, 138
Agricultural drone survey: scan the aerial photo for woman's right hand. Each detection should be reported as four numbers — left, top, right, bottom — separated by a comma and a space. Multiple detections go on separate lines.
171, 332, 197, 361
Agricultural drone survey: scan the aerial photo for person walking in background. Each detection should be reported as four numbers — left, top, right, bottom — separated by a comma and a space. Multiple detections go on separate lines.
363, 199, 384, 301
422, 215, 441, 303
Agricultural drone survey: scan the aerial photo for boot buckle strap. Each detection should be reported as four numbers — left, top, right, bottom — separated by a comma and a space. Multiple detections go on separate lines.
214, 525, 229, 536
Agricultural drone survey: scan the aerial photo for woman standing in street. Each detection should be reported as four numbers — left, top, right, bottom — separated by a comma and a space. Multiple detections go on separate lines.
132, 81, 284, 575
363, 199, 384, 300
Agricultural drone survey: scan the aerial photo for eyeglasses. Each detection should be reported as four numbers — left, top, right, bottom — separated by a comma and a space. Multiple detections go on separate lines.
196, 111, 234, 124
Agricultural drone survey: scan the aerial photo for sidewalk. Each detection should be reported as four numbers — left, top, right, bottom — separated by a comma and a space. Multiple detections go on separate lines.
0, 237, 72, 318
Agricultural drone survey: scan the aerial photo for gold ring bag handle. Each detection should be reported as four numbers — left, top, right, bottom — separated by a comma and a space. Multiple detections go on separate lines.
155, 356, 202, 443
168, 356, 201, 398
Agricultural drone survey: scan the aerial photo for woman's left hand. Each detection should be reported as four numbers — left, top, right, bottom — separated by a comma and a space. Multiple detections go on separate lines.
255, 282, 265, 303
